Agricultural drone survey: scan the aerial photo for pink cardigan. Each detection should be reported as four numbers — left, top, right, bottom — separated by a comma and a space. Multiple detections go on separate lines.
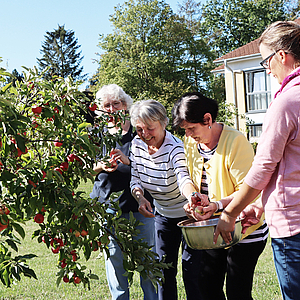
245, 67, 300, 238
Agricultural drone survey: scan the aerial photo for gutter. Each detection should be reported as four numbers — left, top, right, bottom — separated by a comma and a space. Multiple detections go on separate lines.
224, 59, 243, 130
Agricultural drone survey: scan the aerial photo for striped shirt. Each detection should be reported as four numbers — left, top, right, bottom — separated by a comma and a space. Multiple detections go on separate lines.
198, 144, 269, 243
130, 130, 193, 218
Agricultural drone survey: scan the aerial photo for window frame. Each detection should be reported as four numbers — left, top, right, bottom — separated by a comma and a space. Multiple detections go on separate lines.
244, 69, 271, 113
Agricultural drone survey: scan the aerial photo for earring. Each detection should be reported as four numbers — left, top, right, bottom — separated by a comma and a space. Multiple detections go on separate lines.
208, 126, 211, 129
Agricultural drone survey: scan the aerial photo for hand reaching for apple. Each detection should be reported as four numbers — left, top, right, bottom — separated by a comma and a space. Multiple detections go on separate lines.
110, 149, 130, 166
93, 149, 130, 174
93, 158, 118, 173
184, 192, 217, 221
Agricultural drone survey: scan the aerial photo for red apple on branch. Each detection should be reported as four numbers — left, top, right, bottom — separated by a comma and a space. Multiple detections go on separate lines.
74, 276, 81, 284
34, 213, 44, 224
54, 140, 63, 147
89, 103, 97, 111
32, 106, 42, 114
60, 162, 69, 172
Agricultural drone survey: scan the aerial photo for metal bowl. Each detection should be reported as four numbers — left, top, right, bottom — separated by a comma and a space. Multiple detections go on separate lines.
177, 216, 243, 250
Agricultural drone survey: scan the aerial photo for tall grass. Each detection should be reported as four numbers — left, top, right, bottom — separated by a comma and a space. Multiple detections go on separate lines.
0, 180, 282, 300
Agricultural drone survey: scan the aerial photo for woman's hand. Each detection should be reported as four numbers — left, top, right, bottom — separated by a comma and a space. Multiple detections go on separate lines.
132, 188, 155, 218
110, 149, 130, 166
93, 159, 118, 174
137, 196, 155, 218
213, 211, 237, 244
240, 199, 264, 234
184, 192, 212, 221
193, 202, 216, 221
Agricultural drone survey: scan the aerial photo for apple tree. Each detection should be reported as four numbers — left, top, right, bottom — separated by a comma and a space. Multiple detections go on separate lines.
0, 63, 168, 289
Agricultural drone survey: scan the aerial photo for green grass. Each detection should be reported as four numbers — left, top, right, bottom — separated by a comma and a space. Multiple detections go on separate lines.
0, 181, 282, 300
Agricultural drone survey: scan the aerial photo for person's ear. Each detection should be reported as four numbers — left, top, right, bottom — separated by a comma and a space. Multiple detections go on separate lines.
203, 113, 212, 125
278, 50, 288, 64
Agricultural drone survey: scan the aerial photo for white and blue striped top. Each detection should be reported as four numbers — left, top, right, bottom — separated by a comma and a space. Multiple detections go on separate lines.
130, 130, 193, 218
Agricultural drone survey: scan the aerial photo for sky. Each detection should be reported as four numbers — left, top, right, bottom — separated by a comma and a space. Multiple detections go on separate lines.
0, 0, 183, 89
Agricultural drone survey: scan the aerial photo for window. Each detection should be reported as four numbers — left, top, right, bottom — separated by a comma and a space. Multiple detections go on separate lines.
249, 124, 262, 137
245, 70, 271, 112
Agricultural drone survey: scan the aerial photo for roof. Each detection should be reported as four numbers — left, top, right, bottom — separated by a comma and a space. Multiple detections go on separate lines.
212, 18, 300, 71
214, 39, 260, 63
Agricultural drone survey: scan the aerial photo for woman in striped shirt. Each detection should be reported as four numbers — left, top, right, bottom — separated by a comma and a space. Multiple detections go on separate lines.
130, 100, 206, 300
172, 92, 268, 300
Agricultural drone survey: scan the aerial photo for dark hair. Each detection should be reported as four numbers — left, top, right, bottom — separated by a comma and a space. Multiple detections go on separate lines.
172, 92, 218, 129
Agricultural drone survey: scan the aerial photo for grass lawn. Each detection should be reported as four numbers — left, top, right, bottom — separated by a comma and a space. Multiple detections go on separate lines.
0, 180, 282, 300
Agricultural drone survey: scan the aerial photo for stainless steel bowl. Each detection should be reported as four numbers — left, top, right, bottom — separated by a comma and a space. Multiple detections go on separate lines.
177, 216, 243, 250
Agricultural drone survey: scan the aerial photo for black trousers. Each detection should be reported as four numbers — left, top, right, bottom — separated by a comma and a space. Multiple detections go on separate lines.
199, 239, 267, 300
155, 212, 203, 300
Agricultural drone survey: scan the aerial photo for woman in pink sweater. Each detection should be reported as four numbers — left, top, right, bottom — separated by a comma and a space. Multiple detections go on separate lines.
215, 21, 300, 300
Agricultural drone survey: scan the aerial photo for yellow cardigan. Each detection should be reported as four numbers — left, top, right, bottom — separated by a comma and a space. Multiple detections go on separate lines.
184, 124, 263, 238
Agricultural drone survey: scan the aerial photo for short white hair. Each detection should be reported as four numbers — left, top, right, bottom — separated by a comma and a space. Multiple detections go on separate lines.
130, 99, 169, 128
95, 84, 133, 111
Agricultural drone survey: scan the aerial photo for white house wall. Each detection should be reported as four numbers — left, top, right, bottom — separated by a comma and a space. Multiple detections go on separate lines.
223, 55, 280, 137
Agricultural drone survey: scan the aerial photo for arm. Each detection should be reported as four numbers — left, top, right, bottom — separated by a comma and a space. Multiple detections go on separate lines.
214, 182, 261, 244
110, 149, 130, 166
132, 187, 155, 218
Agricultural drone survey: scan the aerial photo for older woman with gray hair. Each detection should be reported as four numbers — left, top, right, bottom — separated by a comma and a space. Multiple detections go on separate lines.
129, 99, 205, 300
90, 84, 157, 300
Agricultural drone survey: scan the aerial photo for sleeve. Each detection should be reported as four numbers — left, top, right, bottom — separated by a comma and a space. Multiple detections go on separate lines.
129, 140, 144, 194
169, 144, 193, 194
245, 89, 300, 190
227, 133, 254, 192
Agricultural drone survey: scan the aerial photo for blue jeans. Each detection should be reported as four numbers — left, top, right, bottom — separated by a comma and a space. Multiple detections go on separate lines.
104, 211, 157, 300
272, 232, 300, 300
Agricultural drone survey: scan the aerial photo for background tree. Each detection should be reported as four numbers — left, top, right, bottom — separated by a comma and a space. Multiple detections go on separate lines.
6, 69, 24, 87
90, 0, 213, 121
37, 25, 86, 81
201, 0, 294, 57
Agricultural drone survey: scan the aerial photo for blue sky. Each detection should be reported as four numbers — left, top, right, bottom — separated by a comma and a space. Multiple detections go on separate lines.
0, 0, 183, 88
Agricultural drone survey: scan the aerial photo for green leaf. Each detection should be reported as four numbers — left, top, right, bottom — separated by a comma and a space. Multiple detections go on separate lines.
11, 266, 21, 281
56, 274, 62, 287
88, 273, 99, 280
0, 170, 16, 182
5, 239, 18, 252
22, 267, 37, 279
11, 222, 26, 239
15, 134, 26, 153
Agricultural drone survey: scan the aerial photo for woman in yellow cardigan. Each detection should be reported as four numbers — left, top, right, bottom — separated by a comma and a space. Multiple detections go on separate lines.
172, 92, 268, 300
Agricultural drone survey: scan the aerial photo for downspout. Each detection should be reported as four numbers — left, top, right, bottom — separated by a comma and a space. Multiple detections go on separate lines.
224, 59, 239, 130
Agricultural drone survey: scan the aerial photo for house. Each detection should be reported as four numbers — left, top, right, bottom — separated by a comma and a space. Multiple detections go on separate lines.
212, 18, 300, 143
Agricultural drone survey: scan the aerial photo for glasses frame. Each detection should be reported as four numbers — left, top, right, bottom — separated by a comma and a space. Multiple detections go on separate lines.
260, 50, 279, 69
102, 100, 123, 110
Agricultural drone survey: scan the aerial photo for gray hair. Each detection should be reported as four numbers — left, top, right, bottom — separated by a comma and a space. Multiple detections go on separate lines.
259, 21, 300, 63
95, 84, 133, 110
130, 100, 169, 128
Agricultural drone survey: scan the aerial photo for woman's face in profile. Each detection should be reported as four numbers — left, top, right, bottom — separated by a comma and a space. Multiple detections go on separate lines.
135, 119, 165, 149
180, 120, 210, 144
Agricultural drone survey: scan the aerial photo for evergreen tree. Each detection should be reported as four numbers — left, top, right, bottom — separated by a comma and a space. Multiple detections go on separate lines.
37, 25, 86, 81
6, 69, 24, 87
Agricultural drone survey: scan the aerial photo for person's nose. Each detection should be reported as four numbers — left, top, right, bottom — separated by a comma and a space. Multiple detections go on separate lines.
106, 105, 118, 114
185, 129, 191, 137
142, 130, 149, 138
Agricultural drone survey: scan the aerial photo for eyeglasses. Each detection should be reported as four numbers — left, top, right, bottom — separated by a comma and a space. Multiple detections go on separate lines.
260, 50, 279, 69
102, 100, 123, 110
